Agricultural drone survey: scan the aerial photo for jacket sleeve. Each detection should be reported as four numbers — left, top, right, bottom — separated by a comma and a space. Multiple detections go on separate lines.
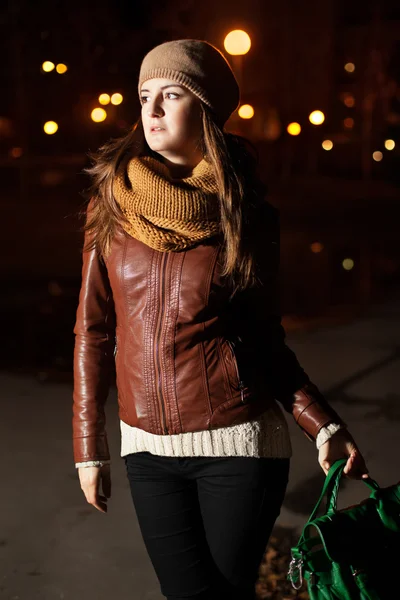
72, 202, 116, 464
235, 202, 346, 442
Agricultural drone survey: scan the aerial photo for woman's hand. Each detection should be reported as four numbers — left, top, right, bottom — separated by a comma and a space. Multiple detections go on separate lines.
318, 428, 369, 480
78, 464, 112, 513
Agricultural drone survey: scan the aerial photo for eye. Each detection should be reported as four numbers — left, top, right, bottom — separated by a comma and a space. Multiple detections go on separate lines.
140, 92, 180, 105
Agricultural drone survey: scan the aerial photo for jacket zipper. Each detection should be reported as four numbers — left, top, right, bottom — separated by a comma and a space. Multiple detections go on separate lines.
226, 339, 246, 403
154, 253, 169, 433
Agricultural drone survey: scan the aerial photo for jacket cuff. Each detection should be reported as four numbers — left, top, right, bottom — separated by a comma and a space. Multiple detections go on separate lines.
73, 433, 110, 464
290, 382, 347, 441
316, 422, 345, 449
75, 459, 111, 469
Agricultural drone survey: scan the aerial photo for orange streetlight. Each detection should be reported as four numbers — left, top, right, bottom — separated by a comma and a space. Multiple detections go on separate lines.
310, 242, 324, 253
223, 29, 251, 92
322, 140, 333, 151
111, 93, 123, 105
44, 121, 58, 134
344, 62, 355, 73
99, 94, 111, 105
238, 104, 254, 119
287, 122, 301, 136
224, 30, 251, 55
372, 151, 383, 162
42, 61, 55, 72
385, 139, 395, 150
309, 110, 325, 126
56, 63, 68, 74
91, 108, 107, 123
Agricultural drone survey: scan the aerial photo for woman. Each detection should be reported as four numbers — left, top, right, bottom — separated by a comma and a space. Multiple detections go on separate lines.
72, 39, 368, 600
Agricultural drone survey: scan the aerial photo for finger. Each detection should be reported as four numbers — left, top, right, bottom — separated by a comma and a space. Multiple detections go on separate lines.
344, 456, 358, 477
102, 472, 112, 498
92, 499, 108, 513
83, 489, 108, 513
357, 462, 369, 478
91, 500, 107, 513
352, 467, 370, 480
343, 451, 357, 475
349, 453, 369, 479
94, 476, 107, 510
319, 461, 330, 476
345, 460, 369, 480
88, 496, 108, 513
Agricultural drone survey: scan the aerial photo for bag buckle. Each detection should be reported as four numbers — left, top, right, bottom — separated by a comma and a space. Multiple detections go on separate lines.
288, 553, 304, 590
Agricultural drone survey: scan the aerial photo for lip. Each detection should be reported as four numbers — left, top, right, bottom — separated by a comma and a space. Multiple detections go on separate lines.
150, 127, 165, 133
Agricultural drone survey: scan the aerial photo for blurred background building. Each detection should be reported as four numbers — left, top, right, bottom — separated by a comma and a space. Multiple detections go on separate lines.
1, 0, 400, 375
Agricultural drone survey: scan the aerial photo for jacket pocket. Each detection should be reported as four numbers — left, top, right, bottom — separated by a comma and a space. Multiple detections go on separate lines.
221, 338, 248, 404
114, 332, 129, 417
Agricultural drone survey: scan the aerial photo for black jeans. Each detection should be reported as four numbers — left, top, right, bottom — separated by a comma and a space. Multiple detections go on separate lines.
124, 451, 290, 600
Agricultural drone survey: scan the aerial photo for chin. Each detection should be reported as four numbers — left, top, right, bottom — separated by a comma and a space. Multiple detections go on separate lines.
147, 144, 168, 156
148, 139, 176, 153
145, 137, 164, 150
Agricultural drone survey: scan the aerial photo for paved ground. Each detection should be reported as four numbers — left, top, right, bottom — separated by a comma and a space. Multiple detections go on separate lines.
1, 299, 399, 599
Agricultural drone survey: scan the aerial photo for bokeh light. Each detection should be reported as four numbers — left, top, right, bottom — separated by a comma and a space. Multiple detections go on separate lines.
56, 63, 68, 74
372, 151, 383, 162
99, 94, 111, 105
384, 139, 395, 150
310, 242, 324, 253
343, 117, 354, 129
9, 147, 23, 158
42, 61, 55, 72
0, 116, 14, 137
111, 93, 123, 105
224, 30, 251, 55
287, 122, 301, 136
238, 104, 254, 119
91, 108, 107, 122
344, 62, 355, 73
343, 94, 355, 107
322, 140, 333, 151
342, 258, 354, 270
309, 110, 325, 125
43, 121, 58, 135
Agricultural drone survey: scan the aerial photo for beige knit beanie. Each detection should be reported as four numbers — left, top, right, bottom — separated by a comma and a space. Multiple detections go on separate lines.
138, 39, 240, 127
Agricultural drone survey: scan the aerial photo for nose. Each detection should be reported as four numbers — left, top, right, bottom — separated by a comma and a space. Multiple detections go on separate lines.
147, 100, 163, 118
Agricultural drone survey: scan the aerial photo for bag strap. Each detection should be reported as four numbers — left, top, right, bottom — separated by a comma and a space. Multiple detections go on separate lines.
298, 459, 380, 544
304, 459, 347, 527
326, 465, 380, 514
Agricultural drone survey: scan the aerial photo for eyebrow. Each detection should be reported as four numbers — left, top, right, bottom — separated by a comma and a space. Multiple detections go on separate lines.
140, 84, 186, 93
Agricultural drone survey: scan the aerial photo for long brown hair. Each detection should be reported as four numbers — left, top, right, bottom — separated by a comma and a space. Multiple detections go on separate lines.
81, 102, 269, 296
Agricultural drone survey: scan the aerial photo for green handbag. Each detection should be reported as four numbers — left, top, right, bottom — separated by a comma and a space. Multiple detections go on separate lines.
287, 458, 400, 599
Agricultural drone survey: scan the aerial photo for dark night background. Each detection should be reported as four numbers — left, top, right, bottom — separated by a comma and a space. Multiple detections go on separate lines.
2, 3, 400, 599
2, 0, 400, 378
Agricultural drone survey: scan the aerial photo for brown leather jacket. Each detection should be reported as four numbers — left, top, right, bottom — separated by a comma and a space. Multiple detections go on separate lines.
72, 201, 343, 464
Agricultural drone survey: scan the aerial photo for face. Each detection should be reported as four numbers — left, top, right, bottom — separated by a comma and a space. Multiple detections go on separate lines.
140, 78, 203, 163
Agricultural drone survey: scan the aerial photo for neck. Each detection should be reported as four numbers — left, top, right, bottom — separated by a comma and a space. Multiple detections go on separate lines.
155, 151, 204, 179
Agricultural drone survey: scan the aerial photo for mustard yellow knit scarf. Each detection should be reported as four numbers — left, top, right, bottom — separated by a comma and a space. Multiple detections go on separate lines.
112, 154, 221, 252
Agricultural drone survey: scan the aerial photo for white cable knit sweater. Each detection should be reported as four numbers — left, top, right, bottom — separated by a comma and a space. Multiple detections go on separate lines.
75, 401, 343, 468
